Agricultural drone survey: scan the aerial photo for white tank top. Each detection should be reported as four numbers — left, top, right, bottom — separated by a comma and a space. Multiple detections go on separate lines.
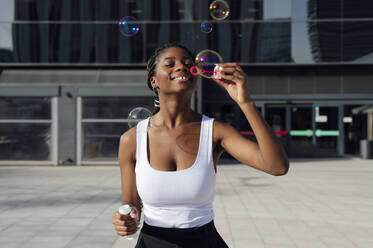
135, 115, 216, 228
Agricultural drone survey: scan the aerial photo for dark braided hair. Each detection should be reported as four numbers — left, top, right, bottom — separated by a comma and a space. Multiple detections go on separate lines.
146, 43, 195, 114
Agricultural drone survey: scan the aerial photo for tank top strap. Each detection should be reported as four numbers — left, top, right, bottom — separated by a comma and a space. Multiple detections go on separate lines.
135, 117, 150, 170
200, 115, 214, 164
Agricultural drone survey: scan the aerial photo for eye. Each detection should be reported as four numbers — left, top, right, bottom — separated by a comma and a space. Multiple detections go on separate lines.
184, 61, 193, 67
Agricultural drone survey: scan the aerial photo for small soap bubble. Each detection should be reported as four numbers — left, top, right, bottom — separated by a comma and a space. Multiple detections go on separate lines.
128, 107, 152, 128
195, 49, 223, 79
201, 22, 213, 33
118, 16, 140, 37
209, 0, 230, 20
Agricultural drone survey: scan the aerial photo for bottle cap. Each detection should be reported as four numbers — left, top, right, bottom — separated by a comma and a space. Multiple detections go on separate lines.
118, 204, 131, 215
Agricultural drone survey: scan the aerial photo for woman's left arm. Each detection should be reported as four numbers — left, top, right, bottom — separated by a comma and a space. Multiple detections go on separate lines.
213, 63, 289, 176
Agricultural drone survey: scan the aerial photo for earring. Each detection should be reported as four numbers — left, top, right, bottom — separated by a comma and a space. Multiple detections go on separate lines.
154, 95, 160, 108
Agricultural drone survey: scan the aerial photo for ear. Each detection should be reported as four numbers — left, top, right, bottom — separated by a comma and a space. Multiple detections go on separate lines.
150, 76, 158, 90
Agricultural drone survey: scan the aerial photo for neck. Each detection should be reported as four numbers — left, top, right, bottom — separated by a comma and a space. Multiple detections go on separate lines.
154, 94, 195, 129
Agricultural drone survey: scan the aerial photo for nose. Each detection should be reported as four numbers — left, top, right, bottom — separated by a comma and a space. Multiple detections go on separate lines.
175, 61, 188, 72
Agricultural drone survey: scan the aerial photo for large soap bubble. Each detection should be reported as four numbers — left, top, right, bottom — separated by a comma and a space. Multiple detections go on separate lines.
209, 0, 230, 21
195, 49, 223, 79
128, 107, 152, 128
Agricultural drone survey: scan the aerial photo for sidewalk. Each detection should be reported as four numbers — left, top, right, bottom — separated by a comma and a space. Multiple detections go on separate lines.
0, 158, 372, 248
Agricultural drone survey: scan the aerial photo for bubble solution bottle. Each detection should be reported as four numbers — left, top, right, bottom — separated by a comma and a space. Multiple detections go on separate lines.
118, 205, 139, 240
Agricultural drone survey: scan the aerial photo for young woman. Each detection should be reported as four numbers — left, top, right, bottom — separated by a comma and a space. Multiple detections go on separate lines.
112, 43, 289, 248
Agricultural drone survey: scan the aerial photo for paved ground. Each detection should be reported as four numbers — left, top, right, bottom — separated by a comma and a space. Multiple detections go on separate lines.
0, 158, 372, 248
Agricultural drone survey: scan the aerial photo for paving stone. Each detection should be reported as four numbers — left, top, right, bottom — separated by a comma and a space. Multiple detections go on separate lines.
0, 158, 372, 248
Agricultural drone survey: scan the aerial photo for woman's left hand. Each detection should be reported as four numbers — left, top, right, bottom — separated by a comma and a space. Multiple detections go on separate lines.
212, 63, 251, 105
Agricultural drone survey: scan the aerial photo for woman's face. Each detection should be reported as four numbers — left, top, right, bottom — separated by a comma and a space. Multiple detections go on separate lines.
150, 47, 197, 96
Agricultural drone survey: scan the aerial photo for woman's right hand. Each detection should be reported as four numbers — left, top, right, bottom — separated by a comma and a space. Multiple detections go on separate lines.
112, 207, 140, 236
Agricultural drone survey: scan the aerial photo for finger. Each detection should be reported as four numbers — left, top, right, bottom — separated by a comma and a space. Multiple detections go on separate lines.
223, 70, 244, 78
119, 214, 135, 221
220, 72, 244, 82
113, 219, 136, 227
117, 227, 140, 236
112, 219, 125, 226
221, 66, 236, 73
115, 224, 138, 233
231, 71, 245, 80
113, 211, 120, 219
220, 64, 245, 75
219, 68, 245, 80
123, 219, 136, 226
114, 218, 136, 226
235, 65, 244, 72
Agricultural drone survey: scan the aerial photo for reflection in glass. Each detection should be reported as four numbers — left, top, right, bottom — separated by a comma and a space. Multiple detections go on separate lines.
145, 0, 189, 21
307, 0, 342, 19
12, 0, 146, 21
290, 106, 313, 157
343, 1, 373, 18
195, 22, 291, 63
82, 123, 129, 161
0, 97, 51, 119
14, 0, 50, 21
0, 0, 14, 22
256, 22, 291, 62
82, 97, 153, 119
291, 22, 313, 63
315, 106, 339, 156
265, 106, 288, 151
11, 24, 49, 63
344, 105, 365, 154
308, 21, 342, 62
49, 24, 96, 63
264, 0, 291, 20
343, 21, 373, 62
195, 23, 237, 62
0, 23, 14, 62
145, 23, 194, 60
97, 24, 144, 63
0, 123, 51, 160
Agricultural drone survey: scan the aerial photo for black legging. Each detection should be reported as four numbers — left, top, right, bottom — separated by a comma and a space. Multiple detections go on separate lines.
135, 220, 229, 248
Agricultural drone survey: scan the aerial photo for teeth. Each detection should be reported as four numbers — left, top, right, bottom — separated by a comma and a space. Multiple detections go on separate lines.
175, 76, 187, 80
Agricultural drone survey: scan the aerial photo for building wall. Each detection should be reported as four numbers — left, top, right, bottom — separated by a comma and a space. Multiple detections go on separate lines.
1, 0, 373, 163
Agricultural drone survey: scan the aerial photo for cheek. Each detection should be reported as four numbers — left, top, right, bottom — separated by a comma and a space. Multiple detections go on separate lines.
157, 69, 170, 78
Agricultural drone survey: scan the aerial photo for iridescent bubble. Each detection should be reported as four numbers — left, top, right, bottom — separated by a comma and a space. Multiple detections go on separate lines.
128, 107, 152, 128
118, 16, 140, 37
195, 49, 223, 79
201, 22, 213, 34
209, 0, 230, 20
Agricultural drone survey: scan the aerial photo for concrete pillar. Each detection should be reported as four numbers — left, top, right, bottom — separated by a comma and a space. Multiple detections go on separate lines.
368, 112, 373, 140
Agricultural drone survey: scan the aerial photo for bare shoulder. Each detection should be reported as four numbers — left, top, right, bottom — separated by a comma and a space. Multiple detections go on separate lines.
213, 120, 236, 138
120, 126, 137, 145
118, 126, 137, 165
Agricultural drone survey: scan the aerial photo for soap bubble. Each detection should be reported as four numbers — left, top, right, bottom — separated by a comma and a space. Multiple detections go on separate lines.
195, 49, 223, 79
118, 16, 140, 37
201, 22, 213, 33
209, 0, 230, 20
128, 107, 152, 128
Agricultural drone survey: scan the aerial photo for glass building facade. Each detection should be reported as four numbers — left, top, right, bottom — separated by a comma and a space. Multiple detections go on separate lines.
0, 0, 372, 64
1, 0, 373, 164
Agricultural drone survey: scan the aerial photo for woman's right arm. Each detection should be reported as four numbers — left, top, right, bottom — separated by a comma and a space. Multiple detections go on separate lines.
112, 127, 142, 236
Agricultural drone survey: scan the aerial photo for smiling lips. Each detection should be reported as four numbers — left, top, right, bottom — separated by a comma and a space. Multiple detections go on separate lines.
172, 75, 190, 82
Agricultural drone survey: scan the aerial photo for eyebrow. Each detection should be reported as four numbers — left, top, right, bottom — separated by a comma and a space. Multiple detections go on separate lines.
164, 56, 192, 60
